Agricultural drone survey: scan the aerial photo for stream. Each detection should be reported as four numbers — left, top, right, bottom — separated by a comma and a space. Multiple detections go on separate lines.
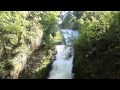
48, 29, 78, 79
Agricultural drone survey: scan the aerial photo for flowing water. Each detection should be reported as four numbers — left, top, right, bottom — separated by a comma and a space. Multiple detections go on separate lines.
48, 29, 78, 79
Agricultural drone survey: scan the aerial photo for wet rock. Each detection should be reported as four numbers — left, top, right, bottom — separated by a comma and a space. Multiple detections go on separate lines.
50, 55, 56, 61
52, 55, 56, 60
42, 60, 54, 79
52, 49, 57, 55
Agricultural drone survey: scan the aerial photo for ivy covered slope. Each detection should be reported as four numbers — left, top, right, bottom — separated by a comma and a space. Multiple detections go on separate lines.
73, 11, 120, 79
0, 11, 62, 79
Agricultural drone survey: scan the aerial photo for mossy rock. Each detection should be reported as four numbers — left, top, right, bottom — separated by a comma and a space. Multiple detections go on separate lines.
65, 52, 73, 59
67, 53, 72, 58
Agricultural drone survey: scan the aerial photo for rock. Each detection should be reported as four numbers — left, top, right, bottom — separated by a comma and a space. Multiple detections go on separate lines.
42, 60, 54, 79
10, 53, 27, 79
52, 55, 56, 60
50, 55, 56, 61
53, 49, 57, 55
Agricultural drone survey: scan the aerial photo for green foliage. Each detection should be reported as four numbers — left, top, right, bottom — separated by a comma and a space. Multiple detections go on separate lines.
4, 11, 62, 79
49, 31, 63, 45
41, 11, 62, 49
34, 12, 63, 79
73, 11, 120, 79
41, 11, 60, 32
0, 11, 44, 78
7, 34, 18, 45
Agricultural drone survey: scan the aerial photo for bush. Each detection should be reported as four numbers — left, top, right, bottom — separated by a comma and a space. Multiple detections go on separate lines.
73, 11, 120, 79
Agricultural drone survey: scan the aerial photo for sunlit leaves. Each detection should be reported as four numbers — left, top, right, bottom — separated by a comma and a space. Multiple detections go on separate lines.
7, 34, 18, 45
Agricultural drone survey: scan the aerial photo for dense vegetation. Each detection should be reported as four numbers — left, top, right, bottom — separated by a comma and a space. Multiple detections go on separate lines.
0, 11, 62, 79
1, 11, 120, 79
67, 11, 120, 79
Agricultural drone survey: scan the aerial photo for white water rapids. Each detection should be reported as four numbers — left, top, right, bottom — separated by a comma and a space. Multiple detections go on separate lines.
48, 29, 78, 79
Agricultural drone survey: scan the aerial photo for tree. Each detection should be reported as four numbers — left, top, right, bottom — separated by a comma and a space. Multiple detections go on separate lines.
73, 11, 120, 79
